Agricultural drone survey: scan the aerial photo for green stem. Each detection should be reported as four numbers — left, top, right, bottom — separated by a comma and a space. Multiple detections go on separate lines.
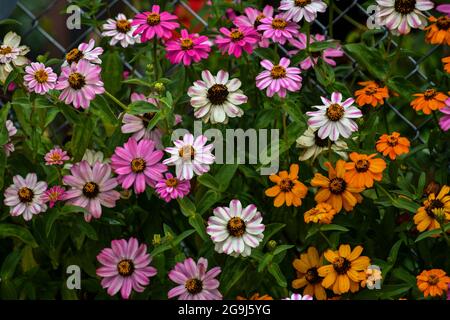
153, 39, 159, 81
328, 0, 333, 38
104, 90, 128, 111
305, 23, 311, 54
432, 111, 444, 132
440, 224, 450, 246
319, 231, 334, 249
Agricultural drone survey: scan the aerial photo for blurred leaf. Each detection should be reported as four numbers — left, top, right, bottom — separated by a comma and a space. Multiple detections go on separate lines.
268, 263, 287, 287
128, 100, 160, 115
197, 190, 222, 215
344, 43, 388, 80
0, 224, 38, 248
102, 51, 123, 95
0, 250, 23, 280
188, 214, 208, 241
215, 164, 238, 192
392, 197, 420, 213
197, 173, 220, 191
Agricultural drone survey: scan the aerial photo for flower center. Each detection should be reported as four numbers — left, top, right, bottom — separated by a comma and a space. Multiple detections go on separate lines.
295, 0, 312, 7
117, 259, 134, 277
326, 103, 345, 121
180, 38, 194, 50
185, 278, 203, 294
116, 19, 131, 33
427, 274, 439, 285
270, 65, 287, 79
227, 217, 246, 237
423, 89, 436, 100
365, 86, 378, 96
18, 187, 34, 203
165, 177, 179, 187
426, 199, 444, 218
207, 84, 229, 105
178, 145, 195, 160
436, 16, 450, 30
68, 72, 86, 90
230, 29, 244, 41
394, 0, 416, 15
329, 178, 346, 194
355, 159, 370, 172
386, 135, 398, 146
279, 178, 294, 192
314, 132, 330, 147
142, 112, 156, 123
82, 182, 99, 198
254, 14, 265, 27
146, 13, 161, 26
50, 152, 62, 161
271, 18, 287, 30
332, 257, 351, 274
305, 267, 320, 284
131, 158, 146, 173
34, 69, 49, 84
65, 48, 84, 65
0, 46, 12, 55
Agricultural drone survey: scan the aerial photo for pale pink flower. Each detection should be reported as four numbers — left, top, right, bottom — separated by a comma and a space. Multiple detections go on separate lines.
284, 293, 313, 300
257, 15, 299, 45
101, 13, 139, 48
23, 62, 57, 94
215, 26, 259, 58
44, 147, 70, 165
279, 0, 327, 23
62, 39, 103, 67
3, 120, 17, 156
131, 5, 179, 42
42, 186, 65, 208
155, 172, 190, 202
234, 6, 274, 48
165, 29, 211, 65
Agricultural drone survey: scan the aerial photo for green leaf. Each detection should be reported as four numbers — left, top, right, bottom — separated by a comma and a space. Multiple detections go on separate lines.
197, 173, 220, 191
76, 220, 98, 240
392, 197, 420, 213
268, 263, 287, 287
91, 95, 119, 126
0, 19, 22, 26
70, 115, 94, 160
309, 40, 339, 52
415, 223, 450, 242
262, 223, 285, 246
282, 100, 305, 124
0, 224, 38, 248
45, 205, 91, 236
197, 190, 222, 215
177, 197, 197, 217
188, 214, 208, 241
215, 164, 238, 192
320, 224, 350, 232
151, 229, 195, 256
386, 76, 417, 99
273, 244, 294, 256
128, 100, 160, 115
101, 51, 123, 95
122, 78, 153, 88
344, 43, 388, 80
0, 250, 23, 280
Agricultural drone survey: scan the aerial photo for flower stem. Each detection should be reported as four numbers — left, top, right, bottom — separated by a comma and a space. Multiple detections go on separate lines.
104, 90, 128, 111
153, 39, 159, 81
440, 224, 450, 247
305, 23, 311, 54
319, 230, 334, 249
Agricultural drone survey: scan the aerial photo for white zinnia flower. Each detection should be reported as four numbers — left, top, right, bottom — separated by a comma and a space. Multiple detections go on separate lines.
306, 91, 362, 141
188, 70, 247, 124
101, 13, 140, 48
206, 199, 265, 257
296, 127, 348, 161
375, 0, 434, 35
0, 31, 29, 83
4, 173, 47, 221
62, 39, 103, 67
279, 0, 327, 23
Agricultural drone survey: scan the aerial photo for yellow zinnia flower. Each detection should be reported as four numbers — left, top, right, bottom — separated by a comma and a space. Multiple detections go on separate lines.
413, 185, 450, 233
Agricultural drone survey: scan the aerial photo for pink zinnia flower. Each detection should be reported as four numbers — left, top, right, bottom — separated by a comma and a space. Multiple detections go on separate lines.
56, 60, 105, 109
131, 5, 179, 42
257, 15, 299, 45
23, 62, 57, 94
3, 120, 17, 156
437, 4, 450, 16
279, 0, 327, 23
284, 293, 313, 300
111, 138, 167, 194
234, 5, 274, 48
63, 39, 103, 67
155, 172, 190, 202
96, 238, 157, 299
168, 257, 222, 300
42, 186, 65, 208
289, 33, 344, 70
215, 26, 259, 58
256, 58, 302, 98
44, 147, 70, 165
62, 160, 120, 222
165, 29, 211, 65
439, 98, 450, 132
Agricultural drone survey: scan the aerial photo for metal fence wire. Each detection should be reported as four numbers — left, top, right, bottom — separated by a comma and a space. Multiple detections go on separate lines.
4, 0, 445, 143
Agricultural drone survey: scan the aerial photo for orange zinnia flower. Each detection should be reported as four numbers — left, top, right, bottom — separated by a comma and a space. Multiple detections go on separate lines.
424, 16, 450, 45
416, 269, 450, 298
304, 203, 336, 224
354, 81, 389, 107
344, 152, 387, 188
375, 132, 410, 160
443, 56, 450, 73
410, 89, 448, 115
292, 247, 327, 300
236, 293, 273, 300
310, 160, 364, 213
265, 164, 308, 207
413, 185, 450, 233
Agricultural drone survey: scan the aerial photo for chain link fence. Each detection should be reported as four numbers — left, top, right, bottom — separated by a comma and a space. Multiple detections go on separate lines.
3, 0, 444, 143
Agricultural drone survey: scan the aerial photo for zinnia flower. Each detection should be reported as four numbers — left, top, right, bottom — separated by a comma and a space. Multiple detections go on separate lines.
306, 91, 362, 141
233, 5, 274, 48
3, 120, 17, 156
304, 203, 337, 224
63, 39, 103, 67
344, 152, 387, 188
4, 173, 47, 221
165, 29, 211, 65
292, 246, 327, 300
111, 138, 167, 194
168, 257, 222, 300
375, 132, 410, 160
310, 160, 364, 213
56, 59, 105, 109
283, 293, 313, 300
416, 269, 450, 298
215, 26, 259, 58
131, 5, 179, 42
413, 185, 450, 233
188, 70, 247, 124
424, 16, 450, 45
437, 4, 450, 16
96, 238, 157, 299
265, 164, 308, 207
443, 56, 450, 73
62, 160, 120, 222
279, 0, 327, 23
23, 62, 57, 95
206, 199, 265, 257
296, 127, 348, 162
163, 133, 215, 180
44, 147, 70, 165
155, 172, 190, 202
439, 100, 450, 131
354, 81, 389, 107
411, 89, 448, 115
255, 58, 302, 98
257, 15, 299, 45
42, 186, 65, 208
101, 13, 139, 48
375, 0, 434, 35
0, 31, 29, 84
236, 293, 273, 300
318, 244, 370, 295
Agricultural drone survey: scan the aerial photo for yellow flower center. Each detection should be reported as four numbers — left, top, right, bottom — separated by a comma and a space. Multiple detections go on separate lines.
116, 19, 131, 33
117, 259, 134, 277
279, 178, 294, 192
180, 38, 194, 50
185, 278, 203, 294
207, 84, 229, 105
131, 158, 146, 173
355, 159, 370, 172
34, 69, 49, 84
165, 177, 179, 188
386, 135, 399, 147
178, 145, 195, 160
230, 29, 244, 41
332, 257, 351, 274
0, 46, 13, 55
18, 187, 34, 203
271, 65, 287, 79
326, 103, 345, 121
146, 13, 161, 26
66, 48, 84, 65
68, 72, 86, 90
394, 0, 416, 15
365, 86, 378, 96
271, 18, 287, 30
295, 0, 312, 7
82, 182, 99, 198
227, 217, 246, 237
329, 178, 346, 194
423, 89, 437, 100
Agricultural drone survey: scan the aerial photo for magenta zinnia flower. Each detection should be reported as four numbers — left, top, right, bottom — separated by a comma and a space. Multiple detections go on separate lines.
62, 160, 120, 222
96, 238, 157, 299
165, 29, 211, 65
56, 60, 105, 109
42, 186, 65, 208
256, 58, 302, 98
131, 5, 179, 42
23, 62, 57, 94
155, 172, 190, 202
234, 5, 274, 48
215, 26, 259, 58
168, 257, 222, 300
257, 15, 299, 45
111, 137, 167, 194
439, 98, 450, 132
44, 146, 70, 165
